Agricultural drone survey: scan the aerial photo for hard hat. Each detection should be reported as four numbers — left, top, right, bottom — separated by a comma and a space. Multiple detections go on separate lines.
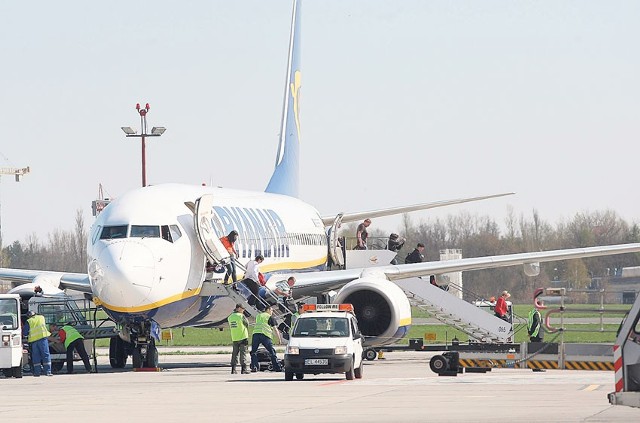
27, 311, 36, 318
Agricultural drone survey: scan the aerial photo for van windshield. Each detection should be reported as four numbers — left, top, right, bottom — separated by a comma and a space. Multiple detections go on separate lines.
292, 317, 349, 337
0, 298, 19, 330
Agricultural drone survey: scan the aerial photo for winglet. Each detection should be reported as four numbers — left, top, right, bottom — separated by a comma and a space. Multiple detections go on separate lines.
265, 0, 301, 198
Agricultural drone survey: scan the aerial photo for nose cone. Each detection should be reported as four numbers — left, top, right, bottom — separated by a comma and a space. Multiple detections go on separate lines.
89, 240, 157, 311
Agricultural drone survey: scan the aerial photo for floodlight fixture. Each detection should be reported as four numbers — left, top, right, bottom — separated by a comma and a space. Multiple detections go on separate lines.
121, 126, 137, 135
151, 127, 166, 136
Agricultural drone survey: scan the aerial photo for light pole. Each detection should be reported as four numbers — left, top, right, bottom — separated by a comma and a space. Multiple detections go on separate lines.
121, 103, 166, 187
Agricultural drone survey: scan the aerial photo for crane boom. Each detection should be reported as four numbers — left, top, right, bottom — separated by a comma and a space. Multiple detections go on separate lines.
0, 167, 30, 182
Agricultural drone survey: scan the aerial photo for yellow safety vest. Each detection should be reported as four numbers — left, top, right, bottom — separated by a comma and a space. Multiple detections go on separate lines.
27, 315, 51, 343
227, 312, 248, 342
253, 312, 273, 340
61, 325, 84, 349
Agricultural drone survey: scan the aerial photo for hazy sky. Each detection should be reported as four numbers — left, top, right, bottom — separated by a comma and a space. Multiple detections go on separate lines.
0, 0, 638, 246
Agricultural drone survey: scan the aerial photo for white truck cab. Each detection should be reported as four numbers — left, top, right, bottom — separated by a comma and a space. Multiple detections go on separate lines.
0, 294, 24, 378
284, 303, 364, 381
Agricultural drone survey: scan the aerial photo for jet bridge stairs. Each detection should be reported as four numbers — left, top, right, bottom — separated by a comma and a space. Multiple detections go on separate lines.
395, 277, 513, 343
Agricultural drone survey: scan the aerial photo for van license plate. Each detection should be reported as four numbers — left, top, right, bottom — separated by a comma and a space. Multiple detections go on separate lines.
305, 358, 328, 366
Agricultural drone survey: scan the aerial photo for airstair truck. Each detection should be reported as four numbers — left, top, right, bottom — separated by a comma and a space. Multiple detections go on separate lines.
608, 292, 640, 408
0, 294, 23, 378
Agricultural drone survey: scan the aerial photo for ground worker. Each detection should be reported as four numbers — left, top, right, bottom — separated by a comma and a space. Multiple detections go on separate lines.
528, 300, 544, 342
51, 323, 93, 374
227, 304, 250, 374
290, 303, 304, 331
250, 305, 282, 372
24, 310, 53, 377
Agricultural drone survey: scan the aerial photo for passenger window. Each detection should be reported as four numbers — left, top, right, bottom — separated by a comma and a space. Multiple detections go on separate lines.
131, 225, 160, 238
100, 225, 128, 240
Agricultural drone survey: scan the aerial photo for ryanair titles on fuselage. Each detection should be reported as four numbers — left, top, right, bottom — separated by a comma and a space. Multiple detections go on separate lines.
211, 206, 289, 259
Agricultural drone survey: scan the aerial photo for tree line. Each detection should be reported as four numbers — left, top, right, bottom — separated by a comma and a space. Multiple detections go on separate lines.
344, 208, 640, 301
2, 208, 639, 302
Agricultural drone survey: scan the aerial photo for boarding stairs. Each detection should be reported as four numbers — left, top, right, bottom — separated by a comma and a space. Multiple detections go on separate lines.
200, 274, 296, 334
394, 277, 513, 343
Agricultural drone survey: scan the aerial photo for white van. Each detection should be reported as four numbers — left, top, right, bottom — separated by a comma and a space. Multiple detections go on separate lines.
284, 303, 364, 381
0, 294, 23, 378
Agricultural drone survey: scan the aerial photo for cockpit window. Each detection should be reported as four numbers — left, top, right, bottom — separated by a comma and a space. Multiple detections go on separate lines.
161, 225, 182, 243
100, 225, 128, 240
130, 225, 160, 238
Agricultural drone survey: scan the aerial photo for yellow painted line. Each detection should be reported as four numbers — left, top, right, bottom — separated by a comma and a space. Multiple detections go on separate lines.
583, 384, 600, 392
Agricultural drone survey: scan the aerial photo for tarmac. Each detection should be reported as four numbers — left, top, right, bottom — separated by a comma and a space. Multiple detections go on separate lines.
1, 347, 639, 422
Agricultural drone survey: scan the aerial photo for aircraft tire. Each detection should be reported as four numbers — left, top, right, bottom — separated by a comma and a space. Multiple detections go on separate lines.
295, 373, 304, 380
109, 336, 127, 368
144, 341, 159, 368
132, 348, 142, 369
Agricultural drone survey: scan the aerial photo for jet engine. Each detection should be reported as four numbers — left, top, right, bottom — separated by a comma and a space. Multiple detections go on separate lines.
333, 269, 411, 346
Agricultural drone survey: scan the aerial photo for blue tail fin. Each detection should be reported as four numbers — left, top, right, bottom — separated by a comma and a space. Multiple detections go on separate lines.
265, 0, 301, 198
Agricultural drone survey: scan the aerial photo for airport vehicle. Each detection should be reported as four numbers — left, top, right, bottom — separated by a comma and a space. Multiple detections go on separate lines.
0, 294, 23, 378
608, 292, 640, 408
1, 0, 640, 371
284, 304, 364, 381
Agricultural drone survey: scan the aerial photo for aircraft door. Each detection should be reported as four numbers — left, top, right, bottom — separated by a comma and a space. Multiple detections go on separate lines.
194, 194, 231, 265
328, 213, 344, 268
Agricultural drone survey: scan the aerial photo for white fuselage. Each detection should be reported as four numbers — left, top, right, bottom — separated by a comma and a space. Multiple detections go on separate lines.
87, 184, 327, 328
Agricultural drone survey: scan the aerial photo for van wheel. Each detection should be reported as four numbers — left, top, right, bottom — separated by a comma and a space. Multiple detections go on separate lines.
285, 371, 294, 381
295, 373, 304, 380
2, 369, 11, 377
12, 364, 23, 379
354, 362, 363, 379
51, 361, 64, 372
345, 359, 355, 380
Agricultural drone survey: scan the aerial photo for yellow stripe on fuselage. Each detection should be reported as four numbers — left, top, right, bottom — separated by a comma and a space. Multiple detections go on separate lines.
95, 256, 328, 313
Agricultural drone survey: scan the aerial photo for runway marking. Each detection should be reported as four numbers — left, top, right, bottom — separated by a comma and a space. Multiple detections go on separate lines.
318, 380, 348, 386
582, 384, 600, 391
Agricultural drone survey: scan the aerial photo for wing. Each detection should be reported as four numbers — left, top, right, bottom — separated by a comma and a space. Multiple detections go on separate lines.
0, 268, 92, 294
320, 192, 514, 226
290, 242, 640, 297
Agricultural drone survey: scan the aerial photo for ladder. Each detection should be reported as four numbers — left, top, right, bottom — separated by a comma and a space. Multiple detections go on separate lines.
395, 277, 513, 343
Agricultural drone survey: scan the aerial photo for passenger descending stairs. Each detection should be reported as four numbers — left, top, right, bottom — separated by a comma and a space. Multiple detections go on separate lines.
394, 277, 513, 343
200, 275, 295, 333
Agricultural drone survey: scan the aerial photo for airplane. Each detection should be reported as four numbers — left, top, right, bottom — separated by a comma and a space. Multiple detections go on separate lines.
2, 0, 640, 369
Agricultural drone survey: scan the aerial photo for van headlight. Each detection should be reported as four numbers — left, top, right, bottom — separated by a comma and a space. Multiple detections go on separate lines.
334, 346, 347, 355
287, 346, 299, 355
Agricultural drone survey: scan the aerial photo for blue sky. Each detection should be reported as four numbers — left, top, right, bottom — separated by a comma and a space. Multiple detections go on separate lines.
0, 0, 638, 245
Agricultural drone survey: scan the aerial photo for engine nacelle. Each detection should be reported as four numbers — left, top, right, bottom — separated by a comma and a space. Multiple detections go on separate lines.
334, 270, 411, 347
523, 262, 540, 277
